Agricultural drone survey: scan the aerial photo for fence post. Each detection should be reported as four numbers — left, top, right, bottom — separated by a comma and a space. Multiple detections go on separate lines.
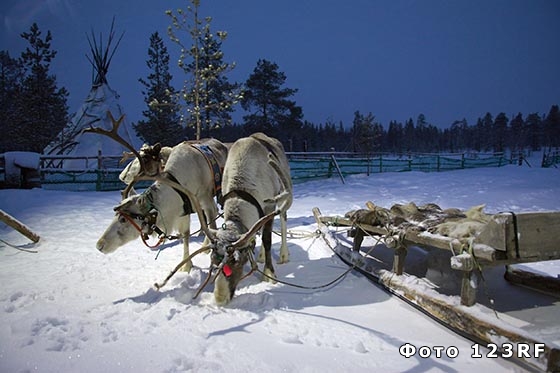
330, 154, 345, 184
96, 150, 102, 191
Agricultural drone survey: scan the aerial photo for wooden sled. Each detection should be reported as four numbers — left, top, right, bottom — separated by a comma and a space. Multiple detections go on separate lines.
313, 205, 560, 372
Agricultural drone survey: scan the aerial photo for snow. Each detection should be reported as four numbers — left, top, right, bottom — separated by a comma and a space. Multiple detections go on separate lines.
1, 157, 559, 372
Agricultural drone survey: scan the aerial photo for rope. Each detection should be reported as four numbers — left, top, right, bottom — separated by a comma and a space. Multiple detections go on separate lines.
0, 238, 38, 253
250, 222, 389, 291
247, 246, 353, 290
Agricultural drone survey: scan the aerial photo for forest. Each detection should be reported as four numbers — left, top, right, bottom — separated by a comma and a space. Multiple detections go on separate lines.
1, 18, 559, 156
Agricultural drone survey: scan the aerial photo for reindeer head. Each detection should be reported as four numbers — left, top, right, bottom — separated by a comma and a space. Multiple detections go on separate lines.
205, 211, 278, 305
138, 143, 164, 176
96, 190, 156, 254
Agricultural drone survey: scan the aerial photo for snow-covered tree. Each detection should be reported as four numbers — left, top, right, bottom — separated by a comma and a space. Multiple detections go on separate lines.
166, 0, 240, 140
134, 32, 184, 146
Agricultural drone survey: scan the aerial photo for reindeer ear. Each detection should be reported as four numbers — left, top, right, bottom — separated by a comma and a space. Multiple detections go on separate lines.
113, 197, 135, 212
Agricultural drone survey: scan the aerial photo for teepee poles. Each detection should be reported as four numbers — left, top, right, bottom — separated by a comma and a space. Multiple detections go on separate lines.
86, 16, 124, 86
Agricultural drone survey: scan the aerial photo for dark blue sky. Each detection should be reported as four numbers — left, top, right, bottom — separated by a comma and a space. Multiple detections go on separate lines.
1, 0, 559, 129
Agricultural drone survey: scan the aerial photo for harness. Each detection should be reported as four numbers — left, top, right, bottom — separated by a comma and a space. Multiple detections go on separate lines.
161, 143, 223, 216
193, 144, 223, 198
117, 143, 223, 250
220, 189, 265, 219
163, 172, 193, 216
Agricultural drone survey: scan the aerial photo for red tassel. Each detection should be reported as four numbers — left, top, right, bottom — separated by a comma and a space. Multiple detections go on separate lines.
222, 264, 232, 277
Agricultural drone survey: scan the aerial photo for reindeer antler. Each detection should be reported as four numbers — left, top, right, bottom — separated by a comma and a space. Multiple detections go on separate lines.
230, 210, 280, 249
83, 111, 147, 199
83, 112, 143, 164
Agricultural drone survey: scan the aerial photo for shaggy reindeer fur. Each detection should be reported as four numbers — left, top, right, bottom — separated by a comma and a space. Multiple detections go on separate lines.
97, 138, 228, 272
210, 133, 292, 306
433, 204, 491, 240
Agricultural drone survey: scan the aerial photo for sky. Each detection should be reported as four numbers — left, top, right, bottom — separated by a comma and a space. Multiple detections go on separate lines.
1, 0, 559, 129
1, 154, 559, 372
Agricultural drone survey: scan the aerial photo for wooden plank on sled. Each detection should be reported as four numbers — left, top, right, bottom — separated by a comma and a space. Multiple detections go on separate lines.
476, 211, 560, 263
0, 209, 40, 243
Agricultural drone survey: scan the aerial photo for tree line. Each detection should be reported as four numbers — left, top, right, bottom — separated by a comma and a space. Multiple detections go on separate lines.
1, 12, 559, 156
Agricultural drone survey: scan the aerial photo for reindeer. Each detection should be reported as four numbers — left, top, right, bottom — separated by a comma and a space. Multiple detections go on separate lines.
201, 133, 293, 305
87, 113, 228, 272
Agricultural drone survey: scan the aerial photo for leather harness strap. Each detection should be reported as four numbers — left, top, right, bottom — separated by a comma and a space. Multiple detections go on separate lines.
162, 172, 193, 216
220, 189, 265, 219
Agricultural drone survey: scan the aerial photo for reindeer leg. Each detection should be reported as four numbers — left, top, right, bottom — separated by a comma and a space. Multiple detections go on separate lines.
278, 211, 290, 264
261, 220, 277, 283
214, 272, 232, 306
200, 197, 217, 252
179, 215, 192, 272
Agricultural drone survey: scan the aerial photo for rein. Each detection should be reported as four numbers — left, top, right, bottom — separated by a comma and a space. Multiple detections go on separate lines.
152, 227, 357, 296
118, 212, 168, 249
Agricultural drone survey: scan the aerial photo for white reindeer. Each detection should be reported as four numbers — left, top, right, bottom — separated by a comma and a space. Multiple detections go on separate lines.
96, 138, 228, 272
204, 133, 293, 305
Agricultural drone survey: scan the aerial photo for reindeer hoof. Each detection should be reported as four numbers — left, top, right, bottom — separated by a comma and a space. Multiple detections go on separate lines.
277, 249, 290, 264
262, 268, 277, 284
277, 255, 290, 264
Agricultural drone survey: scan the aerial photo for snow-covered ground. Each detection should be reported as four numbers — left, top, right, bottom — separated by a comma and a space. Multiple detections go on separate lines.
1, 159, 559, 372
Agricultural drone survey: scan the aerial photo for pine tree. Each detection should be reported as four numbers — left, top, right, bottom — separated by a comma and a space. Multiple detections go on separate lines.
481, 113, 494, 151
493, 112, 508, 153
525, 113, 543, 151
386, 120, 403, 153
543, 104, 560, 150
134, 32, 183, 146
196, 26, 240, 137
167, 0, 240, 140
403, 118, 415, 152
508, 113, 524, 152
241, 59, 302, 139
18, 23, 68, 153
0, 51, 24, 152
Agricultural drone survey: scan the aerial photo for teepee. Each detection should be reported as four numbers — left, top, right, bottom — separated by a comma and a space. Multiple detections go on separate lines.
44, 19, 141, 167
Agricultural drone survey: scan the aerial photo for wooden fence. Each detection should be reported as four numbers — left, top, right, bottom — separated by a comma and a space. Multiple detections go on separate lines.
287, 152, 508, 184
1, 151, 509, 190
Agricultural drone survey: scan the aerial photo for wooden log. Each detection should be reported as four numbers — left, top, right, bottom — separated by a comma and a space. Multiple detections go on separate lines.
0, 209, 40, 243
504, 265, 560, 295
